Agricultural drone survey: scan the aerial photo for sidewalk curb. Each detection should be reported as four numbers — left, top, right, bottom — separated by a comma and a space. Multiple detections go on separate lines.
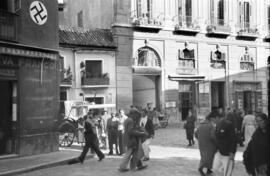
0, 155, 94, 176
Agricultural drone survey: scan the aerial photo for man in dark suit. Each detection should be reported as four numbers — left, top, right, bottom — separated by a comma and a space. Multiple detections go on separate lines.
212, 112, 237, 176
140, 110, 154, 161
118, 109, 148, 172
78, 110, 105, 163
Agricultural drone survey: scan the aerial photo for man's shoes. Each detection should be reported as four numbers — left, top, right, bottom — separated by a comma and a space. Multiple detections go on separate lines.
68, 158, 81, 165
98, 155, 105, 161
137, 165, 148, 170
108, 152, 113, 155
118, 168, 129, 172
198, 168, 206, 176
142, 157, 150, 161
206, 169, 213, 174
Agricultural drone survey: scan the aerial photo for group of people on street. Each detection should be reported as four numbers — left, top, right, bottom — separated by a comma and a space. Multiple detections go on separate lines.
195, 108, 269, 176
70, 104, 269, 175
106, 109, 127, 155
118, 108, 155, 171
71, 105, 155, 172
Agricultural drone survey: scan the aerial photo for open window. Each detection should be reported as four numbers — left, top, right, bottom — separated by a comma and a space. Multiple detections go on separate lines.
85, 60, 102, 78
178, 0, 192, 27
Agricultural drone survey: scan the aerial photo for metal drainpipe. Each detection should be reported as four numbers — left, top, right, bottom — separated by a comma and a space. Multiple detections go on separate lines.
73, 49, 77, 88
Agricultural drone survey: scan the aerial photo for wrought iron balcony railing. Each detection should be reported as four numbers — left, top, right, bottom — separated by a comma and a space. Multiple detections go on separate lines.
206, 18, 231, 35
237, 22, 259, 37
174, 15, 200, 31
132, 16, 163, 29
81, 77, 110, 86
0, 10, 18, 42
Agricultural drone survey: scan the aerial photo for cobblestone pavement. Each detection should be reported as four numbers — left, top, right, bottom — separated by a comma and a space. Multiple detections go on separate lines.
18, 126, 247, 176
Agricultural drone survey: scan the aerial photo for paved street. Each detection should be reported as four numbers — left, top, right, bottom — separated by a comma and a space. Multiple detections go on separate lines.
18, 126, 247, 176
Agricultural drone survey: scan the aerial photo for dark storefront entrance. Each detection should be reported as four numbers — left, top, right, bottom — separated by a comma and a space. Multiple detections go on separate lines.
211, 82, 225, 112
179, 82, 195, 121
0, 81, 15, 155
234, 82, 262, 113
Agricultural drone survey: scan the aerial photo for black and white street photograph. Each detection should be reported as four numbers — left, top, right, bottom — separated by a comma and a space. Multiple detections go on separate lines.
0, 0, 270, 175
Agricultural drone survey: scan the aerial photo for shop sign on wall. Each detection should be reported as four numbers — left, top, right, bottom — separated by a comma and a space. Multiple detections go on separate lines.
165, 101, 176, 108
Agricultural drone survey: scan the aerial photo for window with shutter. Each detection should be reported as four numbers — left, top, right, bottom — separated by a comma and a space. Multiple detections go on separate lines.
147, 0, 153, 18
218, 0, 224, 25
85, 60, 102, 78
138, 0, 152, 18
243, 2, 250, 29
137, 0, 142, 17
185, 0, 192, 27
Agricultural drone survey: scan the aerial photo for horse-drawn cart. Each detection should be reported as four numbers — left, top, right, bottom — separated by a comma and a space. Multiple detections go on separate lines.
58, 101, 115, 147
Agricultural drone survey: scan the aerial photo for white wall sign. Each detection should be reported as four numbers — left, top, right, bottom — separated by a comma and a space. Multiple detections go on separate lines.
30, 1, 48, 25
165, 101, 176, 108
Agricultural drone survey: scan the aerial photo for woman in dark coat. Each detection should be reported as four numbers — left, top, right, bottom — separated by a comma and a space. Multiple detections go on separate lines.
243, 113, 269, 176
196, 112, 217, 176
185, 109, 196, 146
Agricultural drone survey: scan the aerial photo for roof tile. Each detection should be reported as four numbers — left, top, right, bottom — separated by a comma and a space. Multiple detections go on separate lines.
59, 26, 116, 48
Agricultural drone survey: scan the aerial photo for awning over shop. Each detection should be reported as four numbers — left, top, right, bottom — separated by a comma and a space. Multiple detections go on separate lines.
132, 66, 162, 75
168, 74, 205, 81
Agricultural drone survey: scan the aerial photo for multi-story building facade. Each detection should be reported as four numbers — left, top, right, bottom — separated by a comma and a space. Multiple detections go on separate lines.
58, 26, 117, 113
0, 0, 59, 157
60, 0, 269, 122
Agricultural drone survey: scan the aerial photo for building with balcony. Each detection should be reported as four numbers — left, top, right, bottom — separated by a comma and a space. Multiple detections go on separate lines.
60, 0, 269, 122
58, 27, 117, 113
0, 0, 59, 157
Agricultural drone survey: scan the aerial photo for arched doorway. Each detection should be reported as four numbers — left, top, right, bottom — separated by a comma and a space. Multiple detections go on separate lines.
132, 46, 162, 110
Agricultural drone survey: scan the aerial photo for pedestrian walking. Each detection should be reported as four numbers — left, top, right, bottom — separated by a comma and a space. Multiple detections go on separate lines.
242, 110, 256, 145
107, 112, 119, 155
118, 109, 128, 155
212, 111, 237, 176
77, 110, 105, 163
118, 109, 148, 172
140, 110, 154, 161
235, 110, 244, 147
196, 112, 218, 176
184, 109, 196, 146
243, 113, 269, 176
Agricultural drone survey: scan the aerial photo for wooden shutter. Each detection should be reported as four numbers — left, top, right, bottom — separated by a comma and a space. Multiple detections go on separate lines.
186, 0, 192, 17
239, 1, 244, 28
148, 0, 153, 18
141, 0, 147, 17
137, 0, 142, 17
244, 2, 250, 28
218, 0, 224, 24
210, 0, 215, 23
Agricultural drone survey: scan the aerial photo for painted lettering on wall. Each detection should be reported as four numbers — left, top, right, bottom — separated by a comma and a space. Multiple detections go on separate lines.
0, 68, 16, 77
19, 59, 57, 70
0, 56, 57, 70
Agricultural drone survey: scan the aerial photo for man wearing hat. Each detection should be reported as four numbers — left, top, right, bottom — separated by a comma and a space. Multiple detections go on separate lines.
78, 110, 105, 163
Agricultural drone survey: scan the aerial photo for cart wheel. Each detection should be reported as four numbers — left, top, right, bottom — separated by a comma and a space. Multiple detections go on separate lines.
58, 121, 76, 147
59, 131, 75, 147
